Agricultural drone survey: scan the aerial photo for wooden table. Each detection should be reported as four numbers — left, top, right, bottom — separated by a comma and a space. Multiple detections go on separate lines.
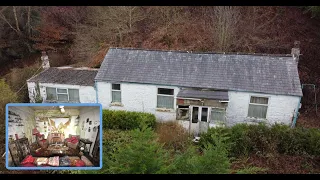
47, 144, 69, 156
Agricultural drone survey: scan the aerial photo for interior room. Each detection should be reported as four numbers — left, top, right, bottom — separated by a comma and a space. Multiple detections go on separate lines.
7, 105, 101, 168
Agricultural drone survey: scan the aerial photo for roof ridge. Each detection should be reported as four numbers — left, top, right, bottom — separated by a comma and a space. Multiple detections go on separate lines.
109, 47, 293, 58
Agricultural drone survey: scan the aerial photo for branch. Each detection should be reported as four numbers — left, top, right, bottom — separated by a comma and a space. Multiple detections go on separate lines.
12, 6, 20, 32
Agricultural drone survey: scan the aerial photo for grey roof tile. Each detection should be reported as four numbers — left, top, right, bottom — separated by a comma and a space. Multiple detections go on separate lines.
28, 67, 98, 86
95, 48, 303, 96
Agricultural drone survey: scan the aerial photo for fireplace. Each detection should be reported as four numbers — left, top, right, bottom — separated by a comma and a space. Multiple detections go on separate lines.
48, 133, 64, 144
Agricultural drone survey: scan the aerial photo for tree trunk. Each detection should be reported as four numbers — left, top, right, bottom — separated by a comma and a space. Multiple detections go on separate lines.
12, 6, 20, 32
27, 6, 31, 38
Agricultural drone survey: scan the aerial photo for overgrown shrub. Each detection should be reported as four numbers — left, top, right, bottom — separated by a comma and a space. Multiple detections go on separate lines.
200, 123, 320, 157
102, 109, 156, 130
104, 128, 171, 174
171, 130, 231, 174
4, 64, 41, 102
155, 122, 191, 152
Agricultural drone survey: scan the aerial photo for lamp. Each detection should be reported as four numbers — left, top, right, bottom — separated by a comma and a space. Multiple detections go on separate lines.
59, 106, 65, 113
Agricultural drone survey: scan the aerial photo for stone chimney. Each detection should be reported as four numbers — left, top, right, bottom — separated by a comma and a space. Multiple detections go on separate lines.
291, 41, 301, 64
41, 51, 50, 69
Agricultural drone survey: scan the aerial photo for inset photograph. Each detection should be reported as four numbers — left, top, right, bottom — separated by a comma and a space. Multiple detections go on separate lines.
5, 103, 102, 170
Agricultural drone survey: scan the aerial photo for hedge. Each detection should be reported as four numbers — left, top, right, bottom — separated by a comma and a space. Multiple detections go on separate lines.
199, 123, 320, 157
102, 109, 156, 130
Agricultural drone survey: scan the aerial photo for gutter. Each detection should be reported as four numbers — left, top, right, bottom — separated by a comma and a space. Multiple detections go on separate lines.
291, 96, 302, 128
176, 97, 202, 101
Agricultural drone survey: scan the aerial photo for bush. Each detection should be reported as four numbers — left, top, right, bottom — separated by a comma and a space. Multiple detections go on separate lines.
199, 123, 320, 157
4, 64, 41, 102
104, 128, 171, 174
102, 109, 156, 130
155, 122, 191, 152
171, 131, 231, 174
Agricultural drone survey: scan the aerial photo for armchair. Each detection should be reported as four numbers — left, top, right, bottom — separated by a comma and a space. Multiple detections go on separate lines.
64, 135, 80, 150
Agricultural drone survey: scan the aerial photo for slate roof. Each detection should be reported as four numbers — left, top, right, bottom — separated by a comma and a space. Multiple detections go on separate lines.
28, 67, 98, 86
95, 48, 303, 97
177, 89, 229, 100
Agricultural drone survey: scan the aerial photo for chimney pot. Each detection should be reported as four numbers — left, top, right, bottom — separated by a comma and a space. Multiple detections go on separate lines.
41, 51, 50, 69
291, 41, 301, 64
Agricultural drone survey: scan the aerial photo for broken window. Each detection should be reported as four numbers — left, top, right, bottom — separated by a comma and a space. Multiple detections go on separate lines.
210, 108, 226, 124
111, 84, 121, 103
45, 87, 80, 102
157, 88, 174, 109
248, 96, 269, 119
177, 105, 190, 121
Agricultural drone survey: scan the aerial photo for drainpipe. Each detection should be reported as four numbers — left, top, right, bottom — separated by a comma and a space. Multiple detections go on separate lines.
95, 80, 99, 103
291, 96, 302, 128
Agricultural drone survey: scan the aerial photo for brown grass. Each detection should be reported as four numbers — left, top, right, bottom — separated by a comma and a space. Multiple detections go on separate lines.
232, 154, 320, 174
155, 121, 191, 152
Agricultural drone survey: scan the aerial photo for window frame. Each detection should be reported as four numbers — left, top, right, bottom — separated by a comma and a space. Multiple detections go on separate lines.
111, 83, 121, 103
156, 87, 175, 109
45, 87, 80, 102
247, 95, 270, 119
56, 88, 69, 102
210, 107, 226, 124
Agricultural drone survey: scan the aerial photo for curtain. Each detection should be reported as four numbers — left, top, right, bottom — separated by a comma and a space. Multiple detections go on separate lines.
46, 87, 57, 100
69, 89, 80, 102
211, 109, 226, 123
248, 104, 268, 118
112, 91, 121, 102
157, 95, 174, 109
57, 94, 68, 102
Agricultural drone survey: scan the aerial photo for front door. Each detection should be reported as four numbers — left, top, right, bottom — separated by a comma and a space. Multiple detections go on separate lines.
190, 106, 209, 136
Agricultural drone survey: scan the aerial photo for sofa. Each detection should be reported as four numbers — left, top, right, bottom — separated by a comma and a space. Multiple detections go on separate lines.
64, 135, 80, 150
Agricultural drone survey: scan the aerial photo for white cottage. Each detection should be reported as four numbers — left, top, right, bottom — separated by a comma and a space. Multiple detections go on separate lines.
95, 47, 303, 134
28, 46, 303, 134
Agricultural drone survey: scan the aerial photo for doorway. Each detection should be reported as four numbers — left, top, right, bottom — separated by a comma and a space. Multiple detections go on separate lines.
190, 106, 209, 136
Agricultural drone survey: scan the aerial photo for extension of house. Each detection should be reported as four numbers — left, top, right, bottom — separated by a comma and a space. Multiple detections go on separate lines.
27, 43, 303, 135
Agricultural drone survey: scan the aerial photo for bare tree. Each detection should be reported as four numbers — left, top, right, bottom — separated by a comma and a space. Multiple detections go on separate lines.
208, 6, 241, 52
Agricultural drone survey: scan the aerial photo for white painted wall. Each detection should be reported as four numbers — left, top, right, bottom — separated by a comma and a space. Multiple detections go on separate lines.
27, 82, 96, 103
96, 82, 180, 121
79, 106, 100, 156
226, 91, 300, 126
8, 106, 36, 143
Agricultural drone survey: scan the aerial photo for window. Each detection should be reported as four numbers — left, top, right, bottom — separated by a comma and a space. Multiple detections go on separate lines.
157, 88, 174, 109
248, 96, 269, 119
177, 105, 190, 121
210, 108, 226, 123
46, 87, 80, 102
201, 107, 208, 122
111, 84, 121, 103
192, 107, 199, 123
